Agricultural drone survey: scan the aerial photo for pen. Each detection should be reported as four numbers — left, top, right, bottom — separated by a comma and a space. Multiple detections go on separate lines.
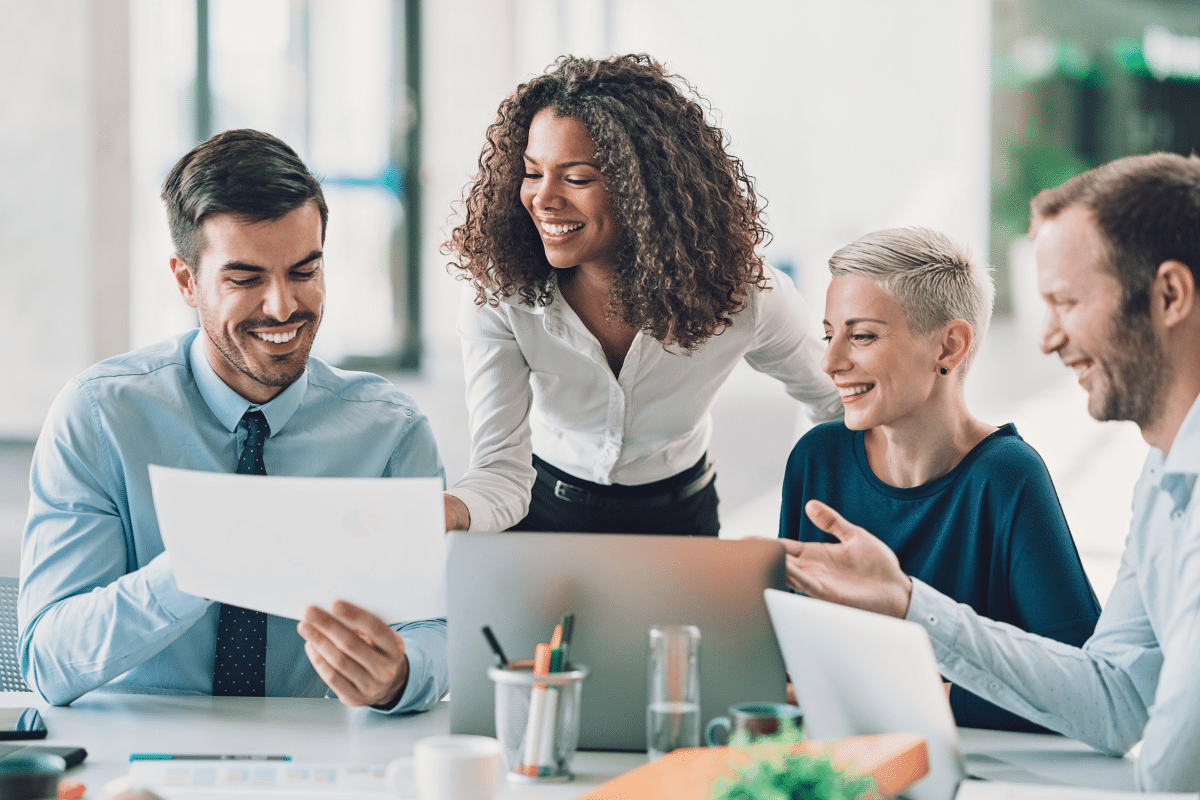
539, 640, 565, 776
521, 643, 552, 776
560, 613, 575, 668
129, 754, 291, 761
481, 625, 509, 668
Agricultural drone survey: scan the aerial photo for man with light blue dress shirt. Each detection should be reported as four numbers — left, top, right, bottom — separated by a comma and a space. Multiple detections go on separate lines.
19, 129, 448, 713
781, 152, 1200, 792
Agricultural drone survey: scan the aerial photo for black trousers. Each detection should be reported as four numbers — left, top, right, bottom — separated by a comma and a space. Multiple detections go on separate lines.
508, 454, 721, 536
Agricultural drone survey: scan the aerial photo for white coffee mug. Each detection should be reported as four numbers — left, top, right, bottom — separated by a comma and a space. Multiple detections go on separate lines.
407, 734, 503, 800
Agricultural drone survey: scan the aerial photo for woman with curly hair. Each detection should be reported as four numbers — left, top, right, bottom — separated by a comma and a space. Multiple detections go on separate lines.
442, 54, 841, 534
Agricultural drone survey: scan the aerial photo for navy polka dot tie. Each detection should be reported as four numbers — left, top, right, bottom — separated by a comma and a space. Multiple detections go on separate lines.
212, 410, 269, 697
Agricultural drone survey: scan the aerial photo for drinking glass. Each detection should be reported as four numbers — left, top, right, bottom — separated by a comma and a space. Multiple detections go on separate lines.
647, 624, 701, 760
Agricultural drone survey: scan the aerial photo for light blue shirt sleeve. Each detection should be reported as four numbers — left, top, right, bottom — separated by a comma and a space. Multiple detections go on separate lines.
20, 332, 451, 712
20, 380, 213, 705
902, 396, 1200, 792
386, 618, 448, 713
906, 575, 1152, 756
907, 444, 1200, 792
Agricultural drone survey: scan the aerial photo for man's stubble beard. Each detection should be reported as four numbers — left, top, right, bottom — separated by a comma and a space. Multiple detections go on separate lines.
203, 307, 321, 390
1092, 306, 1171, 431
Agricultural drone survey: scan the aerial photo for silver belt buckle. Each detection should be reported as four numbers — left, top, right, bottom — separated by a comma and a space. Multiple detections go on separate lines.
554, 480, 588, 504
682, 461, 717, 499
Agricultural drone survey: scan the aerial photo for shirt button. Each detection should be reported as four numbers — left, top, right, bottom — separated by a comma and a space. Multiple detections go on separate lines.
1173, 509, 1185, 520
926, 614, 938, 625
989, 682, 999, 691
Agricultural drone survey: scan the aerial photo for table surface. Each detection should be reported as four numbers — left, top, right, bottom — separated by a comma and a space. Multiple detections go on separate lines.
0, 691, 1139, 798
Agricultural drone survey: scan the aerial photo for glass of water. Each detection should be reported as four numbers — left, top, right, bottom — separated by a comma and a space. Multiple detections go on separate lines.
647, 624, 701, 760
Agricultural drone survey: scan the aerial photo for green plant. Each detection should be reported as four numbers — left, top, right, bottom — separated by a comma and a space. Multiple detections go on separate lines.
710, 720, 878, 800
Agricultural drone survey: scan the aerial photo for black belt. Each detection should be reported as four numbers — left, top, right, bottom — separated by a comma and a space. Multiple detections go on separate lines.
534, 455, 716, 507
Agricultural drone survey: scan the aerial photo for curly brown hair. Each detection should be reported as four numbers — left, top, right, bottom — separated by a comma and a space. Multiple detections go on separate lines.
446, 53, 770, 350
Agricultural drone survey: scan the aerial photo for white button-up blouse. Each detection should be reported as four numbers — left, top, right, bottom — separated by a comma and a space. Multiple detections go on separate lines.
448, 264, 842, 532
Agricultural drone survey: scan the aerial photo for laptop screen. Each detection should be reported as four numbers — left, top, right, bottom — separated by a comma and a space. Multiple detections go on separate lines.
765, 589, 966, 800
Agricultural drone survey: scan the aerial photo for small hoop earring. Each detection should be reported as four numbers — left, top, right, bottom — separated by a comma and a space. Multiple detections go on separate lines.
939, 367, 948, 375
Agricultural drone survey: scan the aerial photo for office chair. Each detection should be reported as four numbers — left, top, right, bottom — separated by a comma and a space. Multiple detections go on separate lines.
0, 577, 29, 692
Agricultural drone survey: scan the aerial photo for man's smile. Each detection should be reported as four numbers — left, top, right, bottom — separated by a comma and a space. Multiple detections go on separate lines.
251, 326, 301, 345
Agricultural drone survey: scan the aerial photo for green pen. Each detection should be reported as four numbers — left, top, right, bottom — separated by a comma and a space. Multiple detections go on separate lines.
560, 613, 575, 668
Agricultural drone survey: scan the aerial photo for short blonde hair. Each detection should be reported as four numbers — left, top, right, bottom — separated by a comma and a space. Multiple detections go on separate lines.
828, 227, 995, 372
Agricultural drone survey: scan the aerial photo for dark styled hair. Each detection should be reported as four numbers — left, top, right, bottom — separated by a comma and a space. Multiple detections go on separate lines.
161, 129, 328, 270
1030, 151, 1200, 318
446, 53, 770, 350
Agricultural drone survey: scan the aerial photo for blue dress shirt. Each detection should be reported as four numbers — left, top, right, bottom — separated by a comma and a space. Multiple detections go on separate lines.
20, 330, 448, 711
909, 394, 1200, 791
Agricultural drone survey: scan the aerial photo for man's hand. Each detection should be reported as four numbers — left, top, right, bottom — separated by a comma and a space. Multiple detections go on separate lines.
444, 493, 470, 532
779, 499, 914, 618
297, 600, 410, 709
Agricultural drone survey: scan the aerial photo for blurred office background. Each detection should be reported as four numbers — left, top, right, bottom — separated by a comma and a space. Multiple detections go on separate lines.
3, 0, 1198, 601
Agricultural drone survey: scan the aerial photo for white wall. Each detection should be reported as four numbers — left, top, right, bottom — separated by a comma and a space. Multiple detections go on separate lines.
0, 0, 131, 438
624, 1, 992, 303
0, 0, 990, 436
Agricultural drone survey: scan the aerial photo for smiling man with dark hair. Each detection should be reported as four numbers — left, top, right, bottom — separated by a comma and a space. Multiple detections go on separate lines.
18, 129, 448, 712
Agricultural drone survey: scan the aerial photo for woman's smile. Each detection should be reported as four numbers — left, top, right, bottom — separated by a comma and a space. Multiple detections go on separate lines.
520, 110, 620, 274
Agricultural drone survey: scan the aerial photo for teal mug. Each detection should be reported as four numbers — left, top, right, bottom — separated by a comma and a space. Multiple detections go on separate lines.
0, 753, 65, 800
704, 702, 804, 746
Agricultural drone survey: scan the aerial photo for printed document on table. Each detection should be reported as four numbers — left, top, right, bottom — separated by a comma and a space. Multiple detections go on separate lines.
149, 465, 446, 622
124, 760, 409, 798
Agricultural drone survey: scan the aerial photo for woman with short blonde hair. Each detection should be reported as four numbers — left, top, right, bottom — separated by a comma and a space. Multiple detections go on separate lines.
779, 226, 1100, 732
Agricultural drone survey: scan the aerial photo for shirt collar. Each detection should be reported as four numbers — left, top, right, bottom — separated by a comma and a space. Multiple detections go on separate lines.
1160, 392, 1200, 477
188, 329, 307, 437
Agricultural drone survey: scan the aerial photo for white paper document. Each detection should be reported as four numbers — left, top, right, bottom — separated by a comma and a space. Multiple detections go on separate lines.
149, 465, 446, 622
123, 760, 409, 798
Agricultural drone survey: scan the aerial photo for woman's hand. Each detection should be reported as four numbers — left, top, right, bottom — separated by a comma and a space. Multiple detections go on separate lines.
444, 494, 471, 532
778, 499, 914, 618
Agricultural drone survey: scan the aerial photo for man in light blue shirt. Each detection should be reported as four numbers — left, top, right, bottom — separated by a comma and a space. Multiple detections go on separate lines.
781, 152, 1200, 792
20, 129, 448, 713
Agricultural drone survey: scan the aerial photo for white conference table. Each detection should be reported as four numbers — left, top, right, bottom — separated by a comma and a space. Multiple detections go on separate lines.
0, 691, 1139, 798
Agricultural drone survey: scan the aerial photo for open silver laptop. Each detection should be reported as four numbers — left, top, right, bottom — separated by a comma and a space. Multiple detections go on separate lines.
764, 589, 966, 800
448, 532, 788, 751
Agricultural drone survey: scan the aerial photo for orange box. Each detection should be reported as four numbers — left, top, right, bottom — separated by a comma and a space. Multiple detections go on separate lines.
578, 732, 928, 800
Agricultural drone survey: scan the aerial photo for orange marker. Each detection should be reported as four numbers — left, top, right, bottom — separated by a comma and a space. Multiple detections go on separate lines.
550, 624, 563, 650
57, 779, 85, 800
521, 643, 553, 777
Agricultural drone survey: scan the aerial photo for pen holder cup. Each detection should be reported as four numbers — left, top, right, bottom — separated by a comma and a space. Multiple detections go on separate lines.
488, 662, 588, 783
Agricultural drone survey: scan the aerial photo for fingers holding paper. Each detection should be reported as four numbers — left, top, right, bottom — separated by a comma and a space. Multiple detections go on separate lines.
298, 601, 410, 709
780, 499, 914, 619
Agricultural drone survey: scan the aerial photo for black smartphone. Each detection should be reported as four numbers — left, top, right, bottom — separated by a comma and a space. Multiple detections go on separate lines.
0, 708, 47, 740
